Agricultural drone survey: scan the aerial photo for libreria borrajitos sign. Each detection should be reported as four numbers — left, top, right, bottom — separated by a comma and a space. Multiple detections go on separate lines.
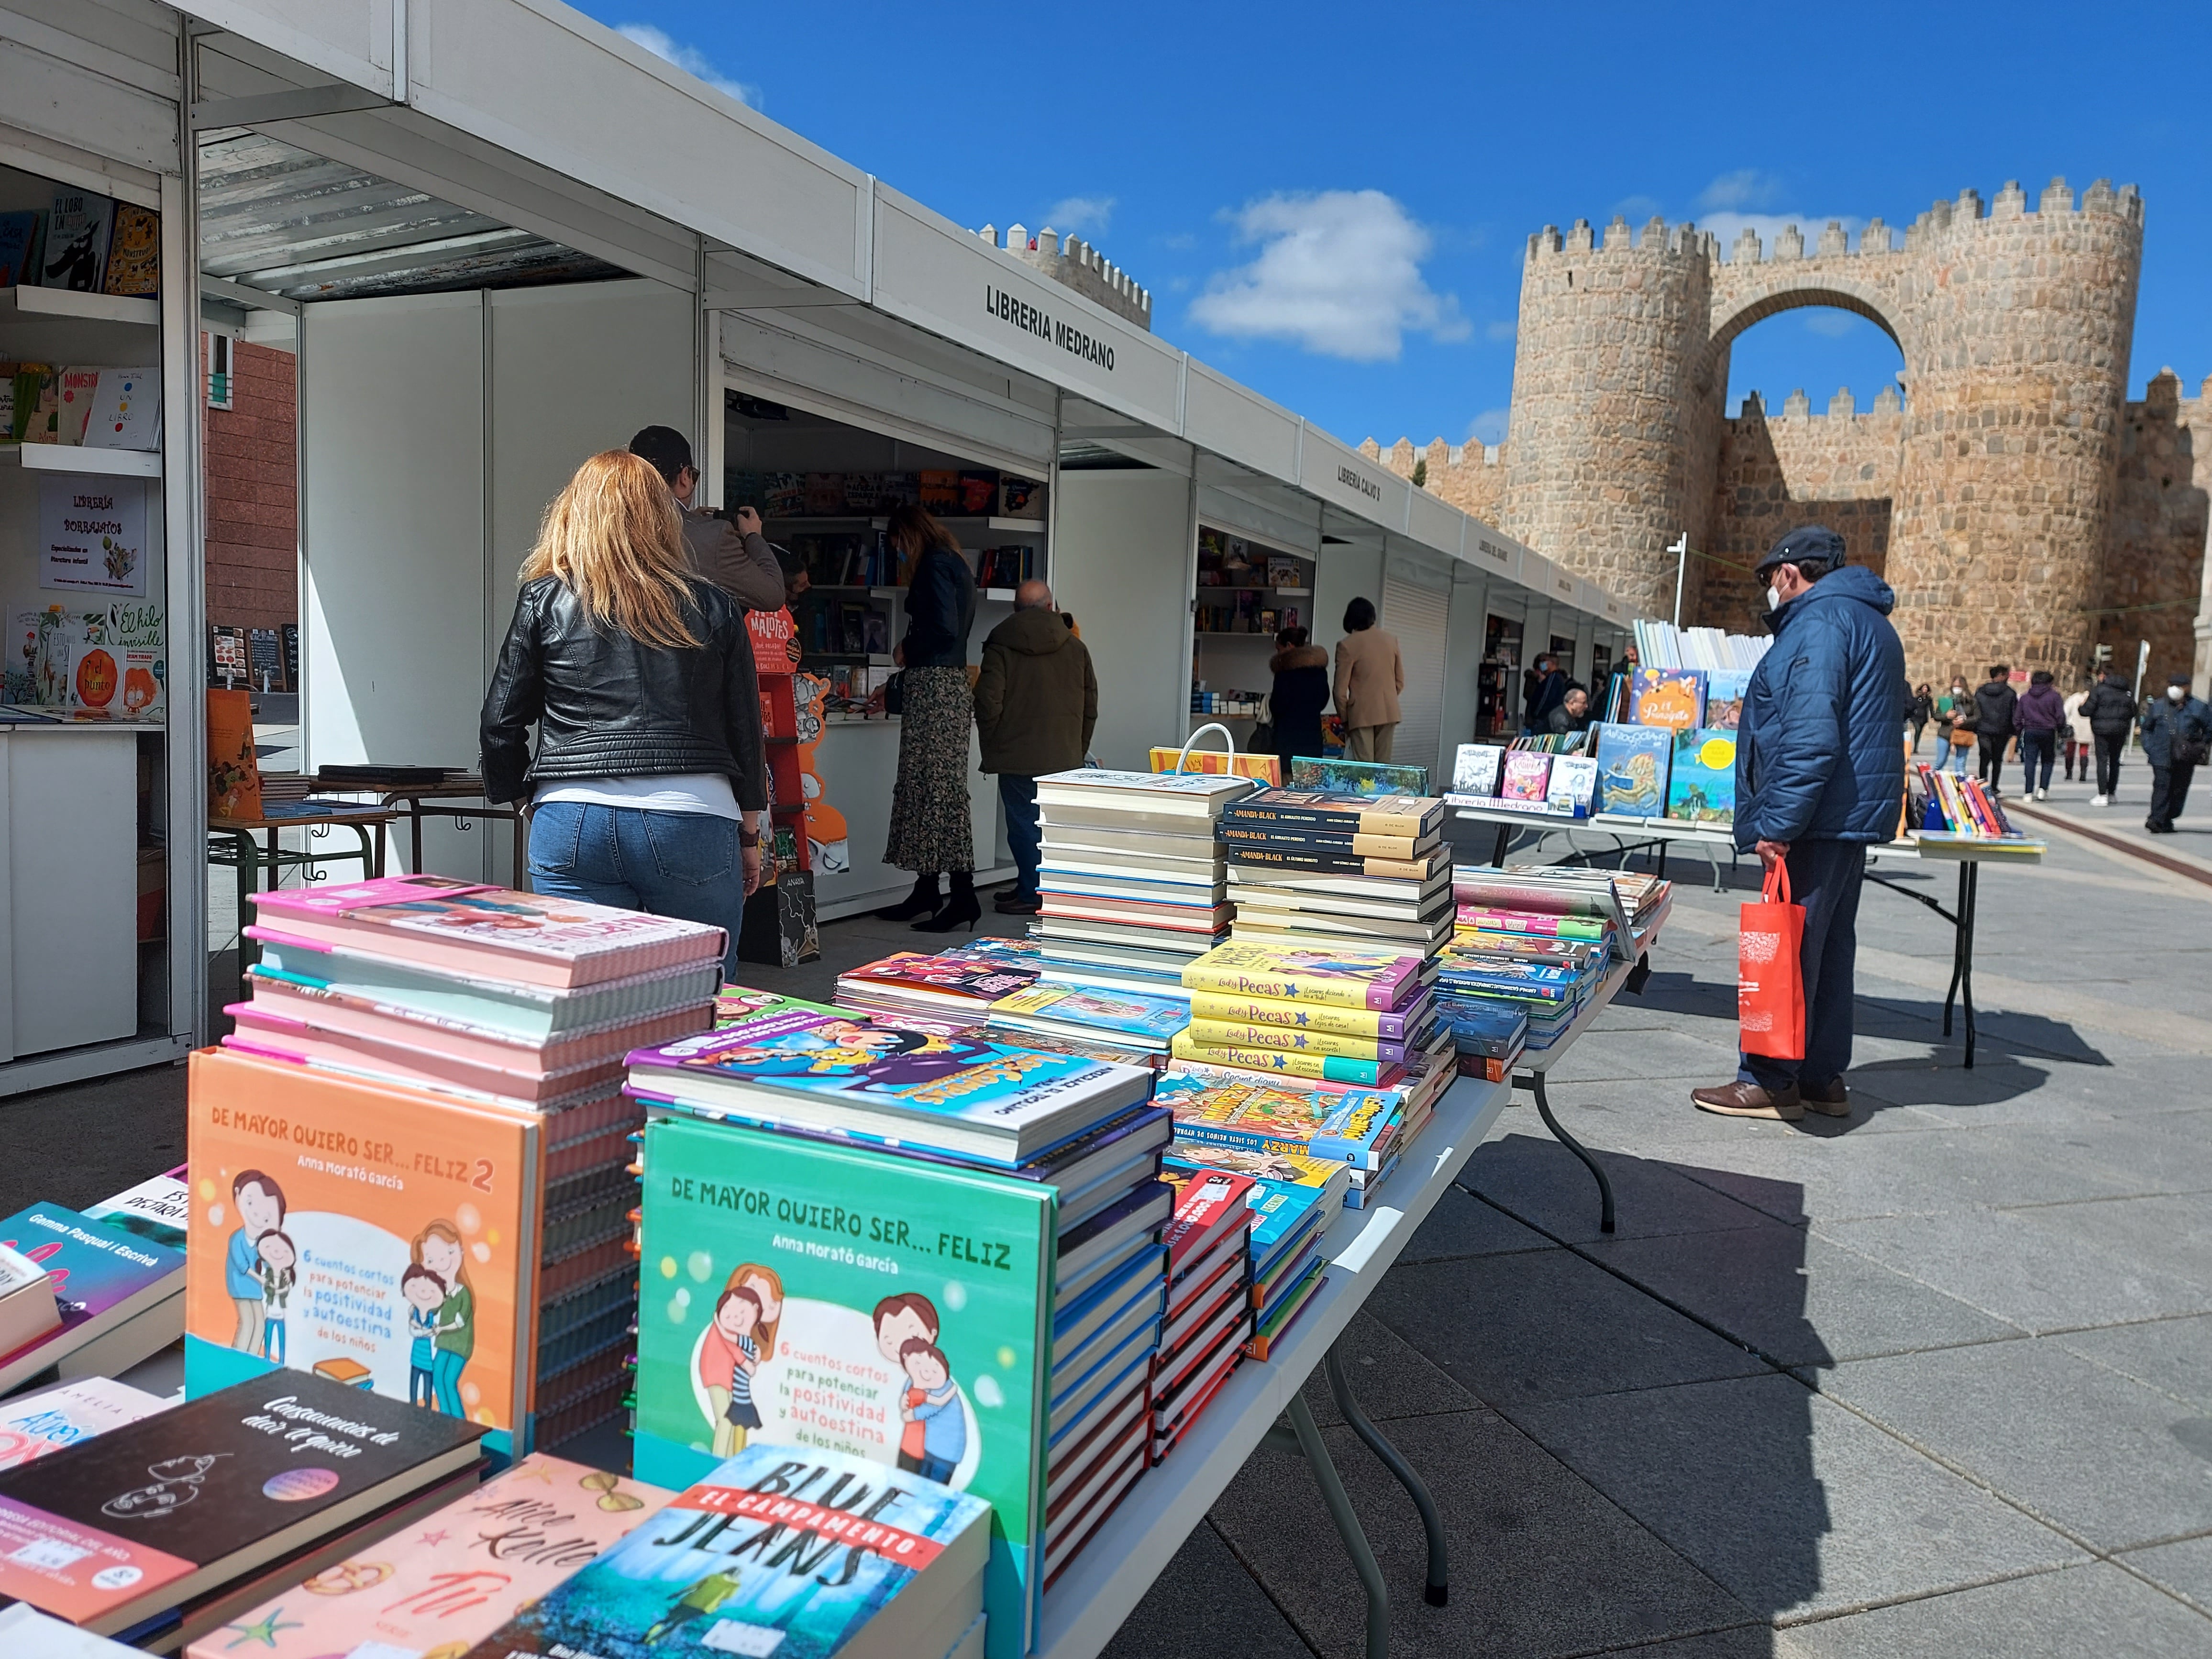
984, 283, 1116, 372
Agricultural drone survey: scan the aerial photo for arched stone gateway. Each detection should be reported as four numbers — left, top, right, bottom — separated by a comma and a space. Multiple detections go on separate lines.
1365, 179, 2190, 686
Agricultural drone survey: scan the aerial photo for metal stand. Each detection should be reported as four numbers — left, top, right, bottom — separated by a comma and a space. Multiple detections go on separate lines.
1864, 858, 1980, 1068
1326, 1348, 1449, 1607
1265, 1390, 1391, 1659
1517, 1069, 1615, 1232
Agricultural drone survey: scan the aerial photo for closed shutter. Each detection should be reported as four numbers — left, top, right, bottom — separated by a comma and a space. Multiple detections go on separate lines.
1382, 568, 1449, 781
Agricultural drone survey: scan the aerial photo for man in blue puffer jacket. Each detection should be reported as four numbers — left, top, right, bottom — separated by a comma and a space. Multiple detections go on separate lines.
1692, 526, 1905, 1122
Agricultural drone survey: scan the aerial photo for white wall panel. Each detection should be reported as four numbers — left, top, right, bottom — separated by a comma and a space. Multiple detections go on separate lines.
1382, 564, 1450, 782
1053, 471, 1194, 770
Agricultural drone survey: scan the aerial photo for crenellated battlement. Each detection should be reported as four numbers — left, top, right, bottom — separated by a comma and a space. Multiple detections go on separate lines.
975, 220, 1152, 329
1525, 177, 2140, 268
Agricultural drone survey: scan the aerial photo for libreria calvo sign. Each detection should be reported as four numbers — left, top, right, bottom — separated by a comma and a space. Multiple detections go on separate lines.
984, 283, 1117, 372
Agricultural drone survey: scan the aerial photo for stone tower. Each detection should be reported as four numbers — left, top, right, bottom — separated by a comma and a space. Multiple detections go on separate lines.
1375, 178, 2150, 683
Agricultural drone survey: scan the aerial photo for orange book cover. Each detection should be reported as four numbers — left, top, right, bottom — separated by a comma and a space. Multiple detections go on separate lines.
1149, 747, 1283, 786
206, 686, 261, 820
183, 1048, 544, 1458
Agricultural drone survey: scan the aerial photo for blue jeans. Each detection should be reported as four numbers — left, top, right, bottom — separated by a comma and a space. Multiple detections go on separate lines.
1739, 840, 1866, 1096
528, 801, 746, 978
432, 1348, 467, 1416
2018, 730, 2055, 793
263, 1317, 285, 1364
998, 774, 1041, 898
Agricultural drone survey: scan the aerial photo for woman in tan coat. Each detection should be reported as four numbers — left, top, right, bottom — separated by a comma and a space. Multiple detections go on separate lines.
1332, 597, 1404, 761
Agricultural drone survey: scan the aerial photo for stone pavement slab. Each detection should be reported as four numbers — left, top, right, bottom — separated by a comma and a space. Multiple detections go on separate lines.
1365, 1247, 1771, 1409
1297, 1308, 1490, 1430
1814, 1206, 2212, 1335
1398, 1181, 1553, 1263
1819, 1339, 2212, 1550
1774, 1561, 2212, 1657
1097, 1519, 1310, 1658
1579, 1225, 2022, 1369
1462, 1129, 1782, 1243
2057, 1313, 2212, 1413
1509, 1373, 2084, 1621
1541, 1024, 1747, 1084
1203, 1410, 1757, 1659
2118, 1535, 2212, 1618
2009, 1191, 2212, 1288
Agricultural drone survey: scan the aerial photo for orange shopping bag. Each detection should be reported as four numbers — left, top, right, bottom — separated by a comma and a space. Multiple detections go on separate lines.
1738, 859, 1805, 1060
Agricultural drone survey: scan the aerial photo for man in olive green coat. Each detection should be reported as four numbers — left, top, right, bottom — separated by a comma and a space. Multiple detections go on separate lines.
975, 579, 1097, 915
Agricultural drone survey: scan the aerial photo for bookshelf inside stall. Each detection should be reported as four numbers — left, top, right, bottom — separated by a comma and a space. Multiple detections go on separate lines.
1187, 525, 1316, 737
0, 162, 175, 1071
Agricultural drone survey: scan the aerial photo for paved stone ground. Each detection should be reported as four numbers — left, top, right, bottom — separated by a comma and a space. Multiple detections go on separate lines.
6, 756, 2209, 1655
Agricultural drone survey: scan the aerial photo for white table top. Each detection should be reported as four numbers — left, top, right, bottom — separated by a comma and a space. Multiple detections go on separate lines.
1035, 1072, 1511, 1659
1451, 801, 1739, 846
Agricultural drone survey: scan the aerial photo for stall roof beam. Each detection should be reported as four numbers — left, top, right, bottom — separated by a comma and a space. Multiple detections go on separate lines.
191, 82, 394, 127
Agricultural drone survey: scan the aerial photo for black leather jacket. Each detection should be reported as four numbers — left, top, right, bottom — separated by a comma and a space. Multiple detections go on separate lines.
480, 575, 768, 810
900, 546, 976, 669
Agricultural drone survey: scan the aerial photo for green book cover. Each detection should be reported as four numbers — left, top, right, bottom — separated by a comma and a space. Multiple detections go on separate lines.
633, 1117, 1054, 1659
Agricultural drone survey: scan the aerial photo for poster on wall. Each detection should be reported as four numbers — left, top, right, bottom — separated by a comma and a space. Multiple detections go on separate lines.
39, 476, 148, 595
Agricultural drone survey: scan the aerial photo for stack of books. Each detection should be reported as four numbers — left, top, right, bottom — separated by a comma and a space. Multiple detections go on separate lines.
621, 1003, 1169, 1651
981, 980, 1191, 1067
1913, 763, 2031, 843
1440, 867, 1669, 1054
0, 1372, 487, 1650
0, 1198, 186, 1394
190, 1453, 672, 1659
1217, 788, 1453, 957
459, 1445, 990, 1659
1029, 768, 1258, 995
834, 950, 1040, 1031
1163, 1142, 1345, 1361
1147, 1167, 1254, 1463
0, 1376, 169, 1469
195, 873, 726, 1453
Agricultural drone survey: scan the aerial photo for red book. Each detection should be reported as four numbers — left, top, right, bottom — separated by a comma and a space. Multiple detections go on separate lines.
1158, 1167, 1255, 1274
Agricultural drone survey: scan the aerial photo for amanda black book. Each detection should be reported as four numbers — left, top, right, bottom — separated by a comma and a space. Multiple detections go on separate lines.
0, 1371, 484, 1635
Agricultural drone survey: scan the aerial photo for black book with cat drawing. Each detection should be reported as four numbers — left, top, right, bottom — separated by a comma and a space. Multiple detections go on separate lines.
0, 1370, 483, 1635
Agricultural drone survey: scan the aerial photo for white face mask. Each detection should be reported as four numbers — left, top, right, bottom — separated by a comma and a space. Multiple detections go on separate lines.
1766, 584, 1782, 612
2168, 686, 2187, 703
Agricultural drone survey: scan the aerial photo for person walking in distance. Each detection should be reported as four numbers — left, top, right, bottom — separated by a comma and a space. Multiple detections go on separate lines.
973, 579, 1096, 916
2014, 670, 2063, 800
1973, 665, 2017, 793
2080, 665, 2137, 805
1906, 683, 1933, 754
1691, 526, 1904, 1122
877, 505, 980, 931
2139, 672, 2212, 834
1333, 597, 1403, 762
2061, 670, 2093, 784
1266, 626, 1330, 776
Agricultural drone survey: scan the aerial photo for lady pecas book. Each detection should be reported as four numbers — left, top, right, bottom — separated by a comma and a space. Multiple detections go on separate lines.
1179, 942, 1426, 1012
250, 874, 726, 988
0, 1371, 483, 1636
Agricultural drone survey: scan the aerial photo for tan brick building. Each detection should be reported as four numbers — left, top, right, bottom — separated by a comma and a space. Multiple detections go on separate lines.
1367, 179, 2212, 689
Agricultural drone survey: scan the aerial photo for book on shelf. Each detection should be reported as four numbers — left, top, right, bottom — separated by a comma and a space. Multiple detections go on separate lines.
100, 205, 159, 298
1703, 667, 1752, 730
1449, 742, 1503, 799
186, 1454, 671, 1659
1546, 755, 1599, 817
1286, 757, 1431, 796
0, 210, 44, 288
40, 190, 114, 294
53, 366, 100, 445
0, 1378, 169, 1471
79, 366, 158, 452
625, 1007, 1152, 1167
249, 874, 728, 987
1665, 729, 1738, 825
1499, 750, 1550, 802
1592, 722, 1672, 816
0, 1204, 185, 1394
0, 1371, 484, 1637
630, 1118, 1058, 1659
1628, 666, 1708, 730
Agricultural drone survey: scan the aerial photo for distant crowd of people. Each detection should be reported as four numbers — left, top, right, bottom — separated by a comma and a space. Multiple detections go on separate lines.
1905, 663, 2212, 832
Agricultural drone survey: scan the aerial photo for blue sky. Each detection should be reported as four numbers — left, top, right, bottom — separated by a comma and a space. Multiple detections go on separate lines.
587, 1, 2211, 451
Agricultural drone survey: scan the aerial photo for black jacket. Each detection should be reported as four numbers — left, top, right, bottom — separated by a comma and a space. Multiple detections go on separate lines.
2079, 677, 2138, 737
480, 575, 768, 809
901, 546, 976, 669
1268, 644, 1330, 763
1973, 680, 2018, 740
2139, 694, 2212, 768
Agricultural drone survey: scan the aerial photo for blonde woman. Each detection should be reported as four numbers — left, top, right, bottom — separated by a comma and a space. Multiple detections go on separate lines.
482, 450, 767, 973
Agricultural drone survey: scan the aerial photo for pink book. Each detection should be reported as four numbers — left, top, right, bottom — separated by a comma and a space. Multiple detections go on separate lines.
248, 874, 725, 987
226, 1003, 631, 1100
1499, 752, 1552, 802
242, 973, 711, 1075
183, 1454, 672, 1659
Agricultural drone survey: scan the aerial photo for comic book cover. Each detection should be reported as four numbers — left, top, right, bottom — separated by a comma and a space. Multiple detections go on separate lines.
1628, 667, 1708, 731
183, 1049, 541, 1460
1666, 729, 1738, 825
631, 1118, 1047, 1659
1593, 722, 1672, 817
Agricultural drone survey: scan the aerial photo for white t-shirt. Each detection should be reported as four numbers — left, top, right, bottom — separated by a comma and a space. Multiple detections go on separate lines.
534, 774, 740, 819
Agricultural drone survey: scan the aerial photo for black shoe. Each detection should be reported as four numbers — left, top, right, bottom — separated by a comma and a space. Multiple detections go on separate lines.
994, 892, 1041, 915
876, 873, 941, 920
912, 892, 983, 933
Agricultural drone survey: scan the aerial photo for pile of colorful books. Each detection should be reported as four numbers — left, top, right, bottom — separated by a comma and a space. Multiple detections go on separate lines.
1147, 1166, 1255, 1463
834, 949, 1041, 1031
1913, 763, 2023, 840
981, 979, 1191, 1067
1164, 1140, 1346, 1361
192, 874, 726, 1455
1440, 867, 1669, 1055
620, 997, 1170, 1644
0, 1169, 187, 1396
1029, 768, 1258, 995
1218, 787, 1453, 958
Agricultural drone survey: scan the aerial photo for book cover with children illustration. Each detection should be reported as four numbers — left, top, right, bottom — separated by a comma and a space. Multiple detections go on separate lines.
632, 1117, 1051, 1659
183, 1049, 541, 1460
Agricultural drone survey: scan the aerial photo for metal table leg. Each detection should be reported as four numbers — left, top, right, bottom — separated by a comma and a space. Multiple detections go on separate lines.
1957, 862, 1979, 1068
1265, 1390, 1390, 1659
1491, 822, 1510, 868
1326, 1346, 1447, 1606
1520, 1069, 1615, 1233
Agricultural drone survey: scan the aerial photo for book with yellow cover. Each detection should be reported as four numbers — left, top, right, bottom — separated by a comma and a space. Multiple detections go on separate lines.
184, 1048, 543, 1459
1180, 942, 1425, 1011
1169, 1034, 1395, 1085
1183, 1018, 1404, 1062
1185, 987, 1429, 1040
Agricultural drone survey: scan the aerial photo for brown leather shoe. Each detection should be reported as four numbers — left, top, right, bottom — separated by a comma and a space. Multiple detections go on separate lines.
1691, 1080, 1803, 1120
1800, 1077, 1850, 1117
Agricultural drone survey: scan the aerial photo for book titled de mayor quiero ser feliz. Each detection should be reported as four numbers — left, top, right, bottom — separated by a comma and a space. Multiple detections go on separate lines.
631, 1115, 1051, 1659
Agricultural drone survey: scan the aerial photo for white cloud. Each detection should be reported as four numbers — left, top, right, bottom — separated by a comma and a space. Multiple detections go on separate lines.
1801, 310, 1862, 338
1698, 170, 1787, 213
617, 23, 756, 107
1485, 319, 1516, 343
1045, 195, 1115, 234
1190, 190, 1467, 362
1466, 408, 1509, 446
